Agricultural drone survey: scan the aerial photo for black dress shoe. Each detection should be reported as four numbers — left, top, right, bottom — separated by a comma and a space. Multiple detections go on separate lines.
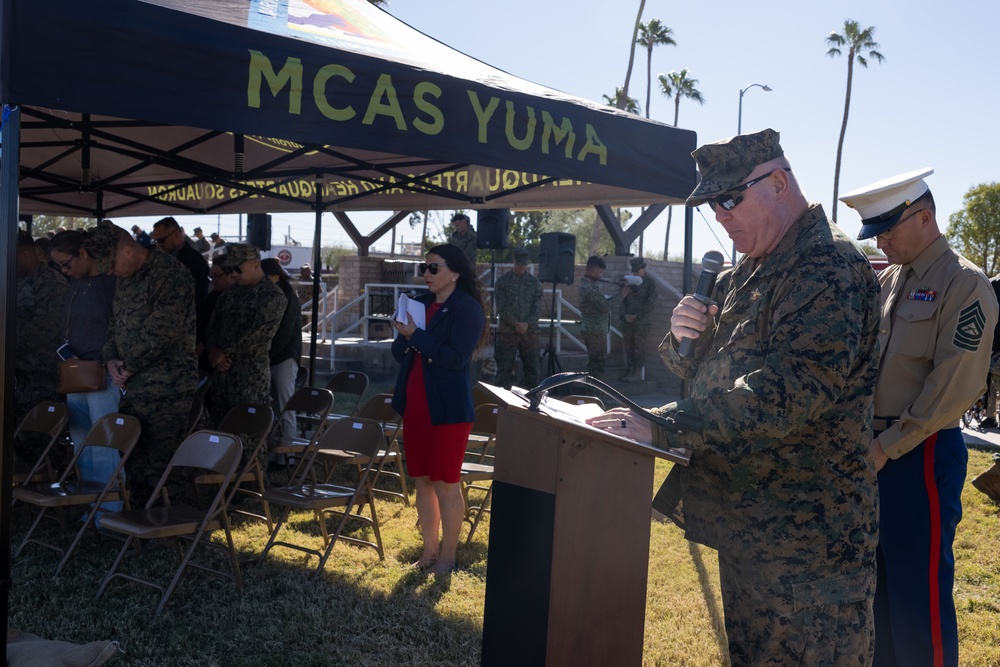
980, 417, 998, 428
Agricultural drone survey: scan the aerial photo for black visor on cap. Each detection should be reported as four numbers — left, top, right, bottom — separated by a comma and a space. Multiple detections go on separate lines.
857, 190, 931, 240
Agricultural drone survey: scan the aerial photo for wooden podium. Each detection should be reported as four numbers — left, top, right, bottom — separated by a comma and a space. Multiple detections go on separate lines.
478, 385, 688, 667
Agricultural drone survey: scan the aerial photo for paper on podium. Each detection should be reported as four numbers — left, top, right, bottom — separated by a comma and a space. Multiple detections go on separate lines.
477, 382, 690, 465
395, 294, 426, 330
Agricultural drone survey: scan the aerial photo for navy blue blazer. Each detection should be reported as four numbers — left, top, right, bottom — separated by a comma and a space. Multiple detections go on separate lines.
391, 288, 485, 425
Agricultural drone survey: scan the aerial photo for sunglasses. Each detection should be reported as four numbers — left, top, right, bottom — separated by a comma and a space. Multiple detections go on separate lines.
708, 168, 791, 212
419, 262, 446, 275
153, 228, 179, 245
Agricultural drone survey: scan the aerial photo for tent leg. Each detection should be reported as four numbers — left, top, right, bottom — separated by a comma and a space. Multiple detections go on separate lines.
1, 103, 23, 649
309, 188, 322, 383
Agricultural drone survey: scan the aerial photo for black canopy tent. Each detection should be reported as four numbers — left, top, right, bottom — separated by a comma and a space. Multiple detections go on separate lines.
0, 0, 698, 640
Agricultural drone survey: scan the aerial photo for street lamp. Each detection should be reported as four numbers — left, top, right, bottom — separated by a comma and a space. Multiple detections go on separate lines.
738, 83, 772, 134
732, 83, 772, 264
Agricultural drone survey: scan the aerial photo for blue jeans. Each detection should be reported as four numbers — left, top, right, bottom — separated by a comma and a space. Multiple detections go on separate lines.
270, 357, 299, 446
67, 375, 124, 513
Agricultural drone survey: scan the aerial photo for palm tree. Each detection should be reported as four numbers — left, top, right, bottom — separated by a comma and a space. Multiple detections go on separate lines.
826, 19, 884, 222
602, 88, 640, 115
617, 0, 647, 110
659, 69, 705, 258
636, 19, 676, 119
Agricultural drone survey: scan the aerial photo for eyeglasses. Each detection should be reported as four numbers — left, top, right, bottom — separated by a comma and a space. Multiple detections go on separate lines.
707, 168, 792, 212
153, 228, 179, 245
876, 208, 924, 242
419, 262, 445, 275
55, 255, 76, 271
225, 265, 243, 275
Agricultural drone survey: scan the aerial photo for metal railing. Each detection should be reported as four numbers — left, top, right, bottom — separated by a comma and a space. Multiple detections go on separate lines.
315, 283, 626, 367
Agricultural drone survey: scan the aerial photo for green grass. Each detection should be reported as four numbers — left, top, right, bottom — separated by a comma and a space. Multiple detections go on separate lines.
7, 450, 1000, 666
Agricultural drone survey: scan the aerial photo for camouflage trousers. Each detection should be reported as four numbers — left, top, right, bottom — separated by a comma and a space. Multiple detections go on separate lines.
208, 362, 271, 427
494, 329, 540, 389
717, 552, 875, 667
581, 330, 606, 379
119, 391, 193, 507
621, 320, 650, 372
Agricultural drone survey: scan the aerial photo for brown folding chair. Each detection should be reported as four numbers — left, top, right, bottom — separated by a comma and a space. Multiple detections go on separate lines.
96, 430, 244, 616
185, 391, 207, 437
316, 370, 370, 423
258, 418, 385, 576
270, 386, 335, 480
315, 393, 409, 506
560, 394, 606, 410
193, 403, 274, 530
11, 401, 69, 488
13, 413, 141, 574
461, 403, 499, 543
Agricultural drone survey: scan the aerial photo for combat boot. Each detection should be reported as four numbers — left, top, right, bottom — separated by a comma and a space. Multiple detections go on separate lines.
623, 369, 643, 382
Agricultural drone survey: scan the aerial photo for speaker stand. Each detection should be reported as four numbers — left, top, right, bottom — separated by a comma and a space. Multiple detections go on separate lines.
541, 281, 562, 378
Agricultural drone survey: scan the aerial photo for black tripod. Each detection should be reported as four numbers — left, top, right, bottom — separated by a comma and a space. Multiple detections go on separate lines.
540, 281, 562, 377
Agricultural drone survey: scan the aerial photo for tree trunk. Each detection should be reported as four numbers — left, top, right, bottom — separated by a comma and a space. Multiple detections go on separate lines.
832, 50, 855, 223
645, 45, 653, 118
618, 0, 646, 109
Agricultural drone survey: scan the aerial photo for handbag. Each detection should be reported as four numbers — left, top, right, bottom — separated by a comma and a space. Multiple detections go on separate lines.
57, 278, 107, 395
57, 359, 106, 394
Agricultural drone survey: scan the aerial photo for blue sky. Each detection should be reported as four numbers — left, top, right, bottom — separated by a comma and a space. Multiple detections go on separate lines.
129, 0, 1000, 262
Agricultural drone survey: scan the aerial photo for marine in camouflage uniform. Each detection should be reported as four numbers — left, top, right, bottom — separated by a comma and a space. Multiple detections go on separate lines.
493, 249, 543, 388
14, 233, 69, 460
578, 256, 622, 380
619, 257, 656, 382
449, 213, 478, 267
205, 244, 286, 428
841, 170, 998, 667
86, 221, 199, 507
649, 130, 882, 666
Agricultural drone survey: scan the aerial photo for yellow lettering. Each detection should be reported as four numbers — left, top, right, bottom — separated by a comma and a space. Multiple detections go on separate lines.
362, 74, 407, 130
455, 171, 468, 192
541, 111, 576, 158
468, 91, 500, 143
314, 64, 356, 121
504, 101, 536, 151
470, 170, 485, 192
413, 82, 444, 135
247, 50, 303, 115
578, 123, 608, 165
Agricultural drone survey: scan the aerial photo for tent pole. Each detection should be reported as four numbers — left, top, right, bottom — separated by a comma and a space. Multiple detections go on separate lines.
0, 104, 22, 653
309, 181, 322, 383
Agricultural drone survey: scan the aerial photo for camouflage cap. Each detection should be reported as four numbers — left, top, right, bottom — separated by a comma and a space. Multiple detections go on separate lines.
685, 128, 785, 207
221, 243, 260, 269
513, 247, 529, 265
630, 257, 646, 270
82, 219, 128, 273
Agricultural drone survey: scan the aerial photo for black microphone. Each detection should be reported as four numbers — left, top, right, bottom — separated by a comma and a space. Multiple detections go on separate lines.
678, 250, 725, 358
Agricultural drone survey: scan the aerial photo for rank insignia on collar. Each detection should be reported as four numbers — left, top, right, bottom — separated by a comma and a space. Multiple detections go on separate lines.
750, 290, 761, 302
908, 289, 936, 302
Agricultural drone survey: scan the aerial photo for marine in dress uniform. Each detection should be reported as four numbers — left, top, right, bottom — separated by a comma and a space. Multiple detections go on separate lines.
493, 248, 543, 388
841, 168, 999, 667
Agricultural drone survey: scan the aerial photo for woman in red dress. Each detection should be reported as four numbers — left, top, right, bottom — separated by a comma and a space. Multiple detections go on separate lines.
391, 244, 489, 574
